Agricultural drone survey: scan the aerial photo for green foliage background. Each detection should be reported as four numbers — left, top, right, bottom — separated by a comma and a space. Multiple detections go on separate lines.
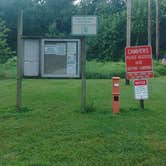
0, 0, 166, 62
1, 57, 166, 79
0, 19, 13, 63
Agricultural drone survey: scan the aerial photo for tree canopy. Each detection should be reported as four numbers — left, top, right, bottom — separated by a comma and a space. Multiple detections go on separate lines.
0, 19, 12, 63
0, 0, 166, 62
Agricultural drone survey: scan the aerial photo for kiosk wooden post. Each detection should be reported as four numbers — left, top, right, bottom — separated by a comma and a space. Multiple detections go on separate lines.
17, 10, 23, 111
72, 15, 97, 112
81, 37, 86, 112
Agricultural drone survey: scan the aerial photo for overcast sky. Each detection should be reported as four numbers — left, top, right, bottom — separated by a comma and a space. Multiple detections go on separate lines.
74, 0, 81, 4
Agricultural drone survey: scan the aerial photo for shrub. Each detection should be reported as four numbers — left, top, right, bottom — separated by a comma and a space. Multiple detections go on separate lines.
86, 60, 166, 79
0, 19, 13, 64
4, 56, 17, 67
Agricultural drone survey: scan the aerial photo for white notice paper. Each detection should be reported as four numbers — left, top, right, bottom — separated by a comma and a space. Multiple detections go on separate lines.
44, 43, 66, 55
67, 43, 77, 55
67, 42, 77, 75
134, 84, 148, 100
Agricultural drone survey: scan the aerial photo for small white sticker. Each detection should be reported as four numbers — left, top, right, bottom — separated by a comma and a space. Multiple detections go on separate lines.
114, 83, 119, 87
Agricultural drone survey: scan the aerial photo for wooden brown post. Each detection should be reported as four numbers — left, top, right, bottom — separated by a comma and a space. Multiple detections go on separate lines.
156, 0, 159, 60
80, 0, 87, 112
126, 0, 131, 85
81, 37, 86, 112
17, 10, 23, 111
148, 0, 152, 46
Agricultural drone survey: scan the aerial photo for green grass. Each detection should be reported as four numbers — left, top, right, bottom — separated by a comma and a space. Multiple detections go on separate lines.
1, 58, 166, 79
87, 60, 166, 79
86, 61, 126, 79
0, 64, 16, 79
0, 77, 166, 165
0, 57, 16, 79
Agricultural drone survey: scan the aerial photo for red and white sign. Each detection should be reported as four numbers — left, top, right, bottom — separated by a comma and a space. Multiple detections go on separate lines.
134, 79, 147, 86
125, 45, 154, 80
134, 79, 148, 100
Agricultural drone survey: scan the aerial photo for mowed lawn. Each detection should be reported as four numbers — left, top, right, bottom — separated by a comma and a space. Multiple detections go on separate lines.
0, 77, 166, 165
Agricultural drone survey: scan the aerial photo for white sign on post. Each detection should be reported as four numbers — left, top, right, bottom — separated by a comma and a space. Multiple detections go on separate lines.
72, 16, 97, 35
134, 79, 149, 100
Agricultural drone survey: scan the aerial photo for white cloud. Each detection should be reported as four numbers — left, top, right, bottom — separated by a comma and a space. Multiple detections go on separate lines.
74, 0, 81, 5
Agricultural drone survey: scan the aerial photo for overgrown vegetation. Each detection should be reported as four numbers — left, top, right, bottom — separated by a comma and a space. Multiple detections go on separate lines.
1, 58, 166, 79
86, 61, 126, 79
87, 60, 166, 79
0, 0, 166, 61
0, 19, 13, 64
0, 57, 16, 79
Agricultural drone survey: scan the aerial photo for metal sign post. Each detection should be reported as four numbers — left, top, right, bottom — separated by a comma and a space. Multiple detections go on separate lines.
140, 99, 144, 109
17, 10, 23, 111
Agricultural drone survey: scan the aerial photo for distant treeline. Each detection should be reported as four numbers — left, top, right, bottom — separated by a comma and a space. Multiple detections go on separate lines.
0, 0, 166, 62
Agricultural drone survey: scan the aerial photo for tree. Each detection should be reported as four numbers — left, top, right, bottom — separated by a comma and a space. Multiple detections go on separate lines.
0, 0, 34, 50
131, 0, 149, 45
29, 0, 77, 37
87, 0, 127, 61
0, 0, 166, 61
0, 19, 12, 64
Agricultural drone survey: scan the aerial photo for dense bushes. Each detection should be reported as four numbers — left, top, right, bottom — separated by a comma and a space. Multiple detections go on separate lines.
86, 61, 126, 79
0, 57, 16, 79
0, 0, 166, 61
87, 12, 126, 61
1, 58, 166, 79
86, 60, 166, 79
154, 61, 166, 76
0, 19, 13, 64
